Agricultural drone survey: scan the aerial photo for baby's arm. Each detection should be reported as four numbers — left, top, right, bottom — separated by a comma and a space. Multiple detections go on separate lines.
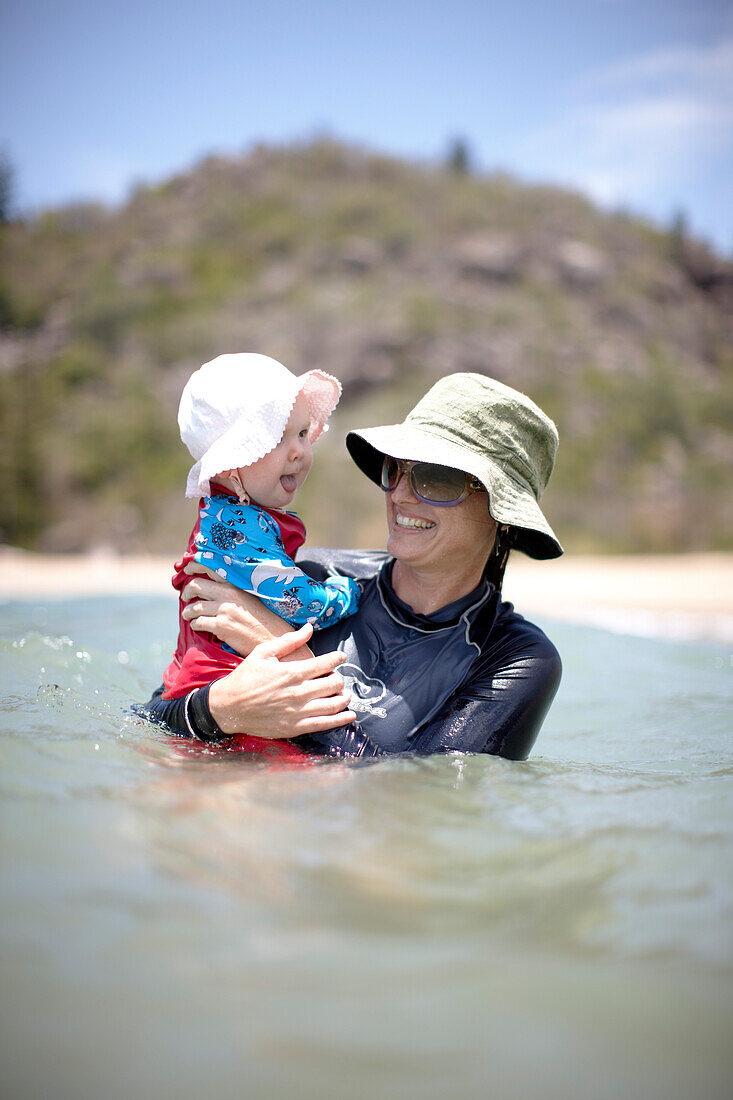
194, 500, 360, 629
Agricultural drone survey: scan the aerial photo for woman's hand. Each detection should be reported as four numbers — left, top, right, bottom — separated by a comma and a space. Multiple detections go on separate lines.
207, 624, 356, 738
182, 561, 303, 655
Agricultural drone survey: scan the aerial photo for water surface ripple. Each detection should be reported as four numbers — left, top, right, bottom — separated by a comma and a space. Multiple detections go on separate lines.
1, 597, 732, 1100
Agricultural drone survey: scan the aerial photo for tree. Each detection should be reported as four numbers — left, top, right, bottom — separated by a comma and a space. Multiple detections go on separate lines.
0, 150, 13, 223
445, 136, 472, 176
669, 207, 688, 261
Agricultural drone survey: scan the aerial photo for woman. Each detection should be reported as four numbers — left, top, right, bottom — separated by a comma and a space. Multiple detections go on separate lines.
143, 373, 563, 760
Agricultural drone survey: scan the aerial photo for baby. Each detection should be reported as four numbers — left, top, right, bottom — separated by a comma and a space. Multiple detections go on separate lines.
162, 353, 360, 750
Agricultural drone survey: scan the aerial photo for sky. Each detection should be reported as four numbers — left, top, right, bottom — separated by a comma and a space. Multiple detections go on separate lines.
2, 0, 732, 252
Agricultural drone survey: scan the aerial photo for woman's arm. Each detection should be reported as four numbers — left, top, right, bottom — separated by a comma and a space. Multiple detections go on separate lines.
143, 625, 357, 740
205, 627, 356, 736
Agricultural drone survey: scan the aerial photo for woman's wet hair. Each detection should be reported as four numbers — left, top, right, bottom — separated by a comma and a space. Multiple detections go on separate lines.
485, 525, 516, 591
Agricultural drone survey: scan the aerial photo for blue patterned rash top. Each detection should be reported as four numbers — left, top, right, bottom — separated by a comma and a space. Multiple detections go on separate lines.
194, 493, 360, 629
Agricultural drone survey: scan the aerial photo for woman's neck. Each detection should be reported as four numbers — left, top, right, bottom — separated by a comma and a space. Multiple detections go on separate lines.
391, 559, 486, 615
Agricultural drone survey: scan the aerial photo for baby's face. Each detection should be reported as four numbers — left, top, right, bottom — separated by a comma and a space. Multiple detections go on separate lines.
239, 392, 313, 509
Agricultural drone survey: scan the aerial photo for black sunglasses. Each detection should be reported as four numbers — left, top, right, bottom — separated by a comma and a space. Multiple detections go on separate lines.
380, 456, 485, 507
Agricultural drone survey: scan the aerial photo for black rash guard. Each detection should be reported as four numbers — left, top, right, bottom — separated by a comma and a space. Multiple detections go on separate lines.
142, 549, 562, 761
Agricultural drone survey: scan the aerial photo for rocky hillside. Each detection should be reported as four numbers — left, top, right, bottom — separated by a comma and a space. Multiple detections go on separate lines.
1, 139, 731, 554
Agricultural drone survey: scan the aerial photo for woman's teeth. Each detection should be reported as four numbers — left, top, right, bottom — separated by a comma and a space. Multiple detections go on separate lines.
395, 512, 435, 529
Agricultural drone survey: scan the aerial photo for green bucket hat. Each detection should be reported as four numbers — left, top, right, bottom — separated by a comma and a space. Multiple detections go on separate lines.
346, 373, 563, 560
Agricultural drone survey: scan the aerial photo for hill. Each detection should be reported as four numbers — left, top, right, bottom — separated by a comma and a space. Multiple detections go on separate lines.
1, 139, 731, 555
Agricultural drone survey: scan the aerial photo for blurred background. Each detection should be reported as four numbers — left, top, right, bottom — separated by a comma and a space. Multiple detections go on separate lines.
1, 0, 731, 557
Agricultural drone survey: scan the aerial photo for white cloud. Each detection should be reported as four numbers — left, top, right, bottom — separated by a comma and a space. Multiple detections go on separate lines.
520, 36, 733, 217
581, 37, 733, 92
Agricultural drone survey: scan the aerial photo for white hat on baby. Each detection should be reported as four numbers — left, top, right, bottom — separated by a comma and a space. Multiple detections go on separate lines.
179, 353, 342, 498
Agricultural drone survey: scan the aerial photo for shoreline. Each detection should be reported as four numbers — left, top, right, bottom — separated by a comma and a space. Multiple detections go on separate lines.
505, 551, 733, 644
1, 546, 732, 643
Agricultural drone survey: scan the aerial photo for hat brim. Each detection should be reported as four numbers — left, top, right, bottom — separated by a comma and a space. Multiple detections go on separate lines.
186, 368, 343, 498
297, 369, 342, 442
346, 424, 563, 560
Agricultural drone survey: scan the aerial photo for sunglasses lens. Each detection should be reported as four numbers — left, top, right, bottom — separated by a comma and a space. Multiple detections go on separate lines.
413, 463, 468, 502
380, 457, 477, 504
381, 456, 401, 490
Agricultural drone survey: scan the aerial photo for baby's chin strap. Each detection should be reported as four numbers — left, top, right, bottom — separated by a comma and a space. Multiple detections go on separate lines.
222, 469, 250, 505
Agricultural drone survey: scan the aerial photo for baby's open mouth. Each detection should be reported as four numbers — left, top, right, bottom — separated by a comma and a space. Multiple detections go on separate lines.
280, 474, 297, 492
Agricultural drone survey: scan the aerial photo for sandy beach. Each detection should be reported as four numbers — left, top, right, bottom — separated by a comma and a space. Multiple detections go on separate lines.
1, 545, 732, 642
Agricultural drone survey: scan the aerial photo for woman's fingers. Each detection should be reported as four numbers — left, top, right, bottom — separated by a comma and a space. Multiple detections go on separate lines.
298, 691, 354, 716
297, 670, 348, 700
187, 615, 219, 635
256, 640, 351, 700
292, 709, 358, 734
182, 575, 232, 603
249, 633, 350, 700
183, 560, 223, 579
182, 598, 216, 621
289, 650, 349, 684
251, 624, 314, 660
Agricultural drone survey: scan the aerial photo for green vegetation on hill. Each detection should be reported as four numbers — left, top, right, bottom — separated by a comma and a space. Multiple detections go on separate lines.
1, 139, 731, 554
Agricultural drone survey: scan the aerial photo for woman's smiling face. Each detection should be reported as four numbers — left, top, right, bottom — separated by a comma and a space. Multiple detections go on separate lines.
384, 459, 498, 575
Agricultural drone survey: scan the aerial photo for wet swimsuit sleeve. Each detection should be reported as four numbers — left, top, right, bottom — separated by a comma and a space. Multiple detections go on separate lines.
410, 626, 562, 760
139, 684, 225, 742
194, 501, 360, 629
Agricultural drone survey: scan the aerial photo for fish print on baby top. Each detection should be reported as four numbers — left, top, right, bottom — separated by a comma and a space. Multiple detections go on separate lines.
195, 493, 360, 627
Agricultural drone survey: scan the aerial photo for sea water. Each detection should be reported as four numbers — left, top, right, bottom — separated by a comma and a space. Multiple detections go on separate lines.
1, 594, 731, 1100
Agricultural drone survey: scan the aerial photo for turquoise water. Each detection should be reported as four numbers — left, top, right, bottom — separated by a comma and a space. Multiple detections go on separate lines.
1, 595, 732, 1100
